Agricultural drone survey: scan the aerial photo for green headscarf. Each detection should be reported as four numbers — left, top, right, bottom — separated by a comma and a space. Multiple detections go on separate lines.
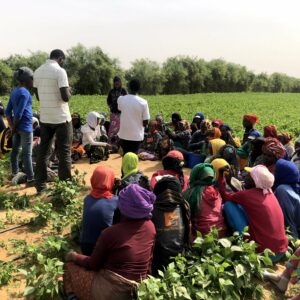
183, 163, 216, 216
122, 152, 139, 180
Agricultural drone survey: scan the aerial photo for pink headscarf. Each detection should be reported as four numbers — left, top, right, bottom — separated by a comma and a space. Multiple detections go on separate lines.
249, 165, 274, 195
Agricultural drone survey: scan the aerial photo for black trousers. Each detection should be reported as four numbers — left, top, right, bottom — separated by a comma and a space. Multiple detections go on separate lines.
119, 139, 141, 155
35, 121, 73, 192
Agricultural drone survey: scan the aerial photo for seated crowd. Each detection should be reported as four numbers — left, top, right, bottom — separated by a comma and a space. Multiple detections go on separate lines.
1, 70, 300, 300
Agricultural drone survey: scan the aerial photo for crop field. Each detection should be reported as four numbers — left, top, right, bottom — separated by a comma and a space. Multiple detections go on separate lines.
0, 92, 300, 299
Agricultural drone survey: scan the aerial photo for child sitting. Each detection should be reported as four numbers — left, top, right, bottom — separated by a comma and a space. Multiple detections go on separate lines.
81, 112, 110, 164
138, 120, 162, 161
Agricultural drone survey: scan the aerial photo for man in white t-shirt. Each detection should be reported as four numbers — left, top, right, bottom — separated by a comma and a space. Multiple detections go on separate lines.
33, 49, 72, 193
118, 79, 150, 154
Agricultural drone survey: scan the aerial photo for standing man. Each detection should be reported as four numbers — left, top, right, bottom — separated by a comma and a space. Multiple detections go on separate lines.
118, 79, 150, 155
106, 76, 127, 151
33, 49, 72, 193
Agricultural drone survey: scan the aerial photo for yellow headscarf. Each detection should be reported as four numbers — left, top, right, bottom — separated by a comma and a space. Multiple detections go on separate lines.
122, 152, 139, 180
209, 139, 226, 157
211, 158, 229, 179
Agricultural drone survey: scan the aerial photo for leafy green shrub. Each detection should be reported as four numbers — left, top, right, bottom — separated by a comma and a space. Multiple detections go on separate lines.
0, 261, 16, 286
138, 229, 273, 300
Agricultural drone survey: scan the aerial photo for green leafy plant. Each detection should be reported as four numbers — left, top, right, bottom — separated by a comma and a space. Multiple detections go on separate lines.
0, 261, 16, 286
138, 229, 273, 300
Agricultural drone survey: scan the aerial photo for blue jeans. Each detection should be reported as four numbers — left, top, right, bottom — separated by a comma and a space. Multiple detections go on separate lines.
10, 131, 34, 181
224, 201, 249, 234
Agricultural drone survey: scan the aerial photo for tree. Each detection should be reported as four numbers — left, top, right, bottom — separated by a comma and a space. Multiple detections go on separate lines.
66, 44, 122, 95
250, 73, 270, 92
125, 59, 164, 95
0, 62, 13, 95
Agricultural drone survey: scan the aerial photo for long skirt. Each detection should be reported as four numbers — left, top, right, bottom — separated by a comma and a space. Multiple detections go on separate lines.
108, 113, 121, 145
64, 262, 138, 300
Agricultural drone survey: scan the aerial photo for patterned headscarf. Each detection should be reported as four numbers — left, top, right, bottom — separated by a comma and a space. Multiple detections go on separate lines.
264, 125, 278, 139
262, 137, 286, 160
90, 166, 115, 199
118, 184, 156, 219
183, 163, 215, 216
243, 114, 259, 125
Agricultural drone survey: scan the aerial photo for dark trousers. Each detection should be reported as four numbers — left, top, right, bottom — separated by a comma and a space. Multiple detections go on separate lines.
35, 121, 73, 191
119, 139, 141, 155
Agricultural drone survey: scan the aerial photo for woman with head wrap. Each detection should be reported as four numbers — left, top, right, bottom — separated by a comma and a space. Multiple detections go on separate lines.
242, 114, 260, 144
216, 145, 239, 176
166, 120, 191, 151
170, 112, 182, 130
5, 67, 34, 185
220, 124, 241, 148
219, 165, 288, 260
150, 150, 189, 192
80, 166, 118, 256
151, 177, 191, 275
190, 112, 205, 135
188, 120, 211, 153
155, 114, 167, 136
64, 184, 156, 300
278, 133, 294, 159
274, 159, 300, 239
205, 136, 226, 163
261, 137, 286, 172
119, 152, 149, 192
264, 125, 278, 139
81, 112, 110, 164
183, 163, 227, 239
138, 120, 162, 161
107, 76, 127, 149
212, 119, 224, 128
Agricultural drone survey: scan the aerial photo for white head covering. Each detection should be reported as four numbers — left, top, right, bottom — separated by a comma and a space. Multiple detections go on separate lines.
87, 112, 100, 129
32, 117, 39, 126
249, 165, 274, 195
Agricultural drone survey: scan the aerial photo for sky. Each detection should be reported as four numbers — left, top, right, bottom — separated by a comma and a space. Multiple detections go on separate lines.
1, 0, 300, 77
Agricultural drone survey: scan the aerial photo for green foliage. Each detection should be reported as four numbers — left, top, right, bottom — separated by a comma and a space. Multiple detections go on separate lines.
0, 261, 16, 286
0, 62, 13, 95
0, 192, 31, 210
138, 230, 272, 300
126, 59, 165, 95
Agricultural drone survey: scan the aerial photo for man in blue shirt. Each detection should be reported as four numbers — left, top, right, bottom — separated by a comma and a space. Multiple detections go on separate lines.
5, 67, 34, 184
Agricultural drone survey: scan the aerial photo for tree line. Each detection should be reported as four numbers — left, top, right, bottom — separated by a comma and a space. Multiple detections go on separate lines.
1, 44, 300, 96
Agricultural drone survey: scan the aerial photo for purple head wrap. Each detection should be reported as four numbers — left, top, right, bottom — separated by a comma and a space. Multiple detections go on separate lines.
118, 184, 156, 219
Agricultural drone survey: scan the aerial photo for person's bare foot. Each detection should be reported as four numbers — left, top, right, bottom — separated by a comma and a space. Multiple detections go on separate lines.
263, 271, 289, 293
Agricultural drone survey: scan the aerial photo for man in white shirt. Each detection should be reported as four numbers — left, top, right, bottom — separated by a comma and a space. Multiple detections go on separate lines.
33, 49, 72, 193
118, 79, 150, 154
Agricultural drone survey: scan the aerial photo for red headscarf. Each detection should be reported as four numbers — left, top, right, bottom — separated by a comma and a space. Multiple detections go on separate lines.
243, 114, 259, 125
264, 125, 278, 138
262, 137, 286, 160
212, 120, 224, 128
90, 166, 115, 199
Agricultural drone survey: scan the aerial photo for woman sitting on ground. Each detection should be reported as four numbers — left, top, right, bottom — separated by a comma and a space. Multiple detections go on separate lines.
152, 177, 191, 275
150, 150, 189, 192
264, 247, 300, 300
81, 111, 110, 164
80, 166, 118, 256
264, 125, 278, 139
261, 137, 286, 173
274, 159, 300, 239
183, 163, 227, 239
278, 133, 294, 160
166, 120, 191, 151
138, 120, 162, 161
190, 112, 204, 135
119, 152, 149, 192
242, 114, 260, 144
64, 184, 156, 300
212, 119, 224, 128
219, 165, 288, 262
205, 128, 226, 163
220, 124, 241, 148
216, 145, 239, 177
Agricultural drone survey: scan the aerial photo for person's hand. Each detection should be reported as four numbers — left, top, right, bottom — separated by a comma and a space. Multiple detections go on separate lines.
65, 251, 77, 262
219, 165, 230, 177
